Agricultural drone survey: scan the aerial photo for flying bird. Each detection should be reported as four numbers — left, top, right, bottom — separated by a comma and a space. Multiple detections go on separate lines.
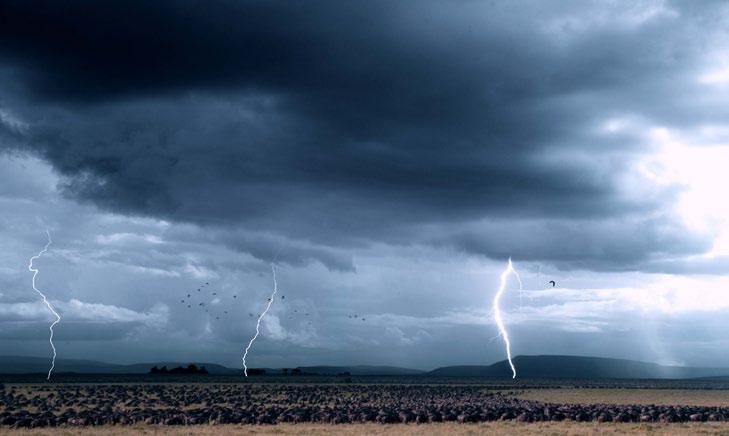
548, 280, 556, 287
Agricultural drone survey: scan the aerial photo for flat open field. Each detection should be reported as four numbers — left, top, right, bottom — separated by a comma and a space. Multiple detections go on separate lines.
5, 376, 729, 433
6, 423, 729, 435
516, 388, 729, 407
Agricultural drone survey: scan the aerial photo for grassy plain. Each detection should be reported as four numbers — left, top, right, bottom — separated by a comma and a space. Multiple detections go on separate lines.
5, 422, 729, 435
515, 388, 729, 407
6, 377, 729, 434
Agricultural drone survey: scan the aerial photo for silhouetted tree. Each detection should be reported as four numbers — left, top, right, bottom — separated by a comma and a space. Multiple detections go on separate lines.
150, 364, 208, 375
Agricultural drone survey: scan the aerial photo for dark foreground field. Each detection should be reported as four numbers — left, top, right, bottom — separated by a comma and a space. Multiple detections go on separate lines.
8, 422, 729, 435
5, 376, 729, 434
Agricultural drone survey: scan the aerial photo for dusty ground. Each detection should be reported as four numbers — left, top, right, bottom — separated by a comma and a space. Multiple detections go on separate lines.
516, 388, 729, 407
5, 422, 729, 435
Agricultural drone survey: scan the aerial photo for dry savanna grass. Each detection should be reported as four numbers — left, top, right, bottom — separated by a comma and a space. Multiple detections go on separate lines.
5, 422, 729, 436
516, 389, 729, 407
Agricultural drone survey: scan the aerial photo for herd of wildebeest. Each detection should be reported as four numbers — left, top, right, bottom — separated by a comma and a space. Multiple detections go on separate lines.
2, 380, 729, 428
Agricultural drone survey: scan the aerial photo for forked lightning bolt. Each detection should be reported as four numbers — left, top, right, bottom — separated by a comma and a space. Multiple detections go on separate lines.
242, 264, 278, 376
28, 230, 61, 381
492, 258, 522, 379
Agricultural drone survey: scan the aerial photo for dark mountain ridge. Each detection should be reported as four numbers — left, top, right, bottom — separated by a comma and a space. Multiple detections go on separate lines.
0, 356, 420, 376
429, 355, 729, 379
297, 365, 424, 376
3, 355, 729, 379
0, 356, 239, 375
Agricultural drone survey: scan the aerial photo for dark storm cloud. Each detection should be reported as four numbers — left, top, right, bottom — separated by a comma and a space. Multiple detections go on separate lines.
0, 0, 719, 269
441, 215, 713, 272
190, 229, 355, 272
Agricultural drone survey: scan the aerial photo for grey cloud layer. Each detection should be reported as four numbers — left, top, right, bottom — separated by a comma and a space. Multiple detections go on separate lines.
0, 0, 725, 271
3, 153, 729, 368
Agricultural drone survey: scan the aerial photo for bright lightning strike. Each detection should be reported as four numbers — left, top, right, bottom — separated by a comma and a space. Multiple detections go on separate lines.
492, 257, 522, 379
242, 264, 278, 377
28, 230, 61, 381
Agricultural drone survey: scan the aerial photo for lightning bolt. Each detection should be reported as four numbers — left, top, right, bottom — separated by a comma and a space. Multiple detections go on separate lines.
28, 230, 60, 381
492, 257, 521, 379
242, 263, 278, 376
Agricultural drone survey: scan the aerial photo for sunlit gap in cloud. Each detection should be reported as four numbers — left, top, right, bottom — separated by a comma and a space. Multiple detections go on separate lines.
641, 127, 729, 256
699, 65, 729, 86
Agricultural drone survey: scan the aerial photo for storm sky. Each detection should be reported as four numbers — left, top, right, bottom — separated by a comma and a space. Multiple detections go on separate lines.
3, 0, 729, 369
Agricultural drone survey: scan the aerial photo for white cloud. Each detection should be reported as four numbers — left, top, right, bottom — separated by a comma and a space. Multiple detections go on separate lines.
96, 232, 165, 246
0, 299, 168, 326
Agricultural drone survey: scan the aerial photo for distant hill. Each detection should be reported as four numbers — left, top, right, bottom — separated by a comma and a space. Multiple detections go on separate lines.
297, 365, 425, 376
0, 356, 422, 376
6, 354, 729, 379
0, 356, 240, 375
429, 355, 729, 379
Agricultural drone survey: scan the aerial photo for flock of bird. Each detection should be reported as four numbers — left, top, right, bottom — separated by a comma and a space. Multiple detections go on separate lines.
179, 281, 241, 321
179, 277, 558, 325
178, 280, 372, 325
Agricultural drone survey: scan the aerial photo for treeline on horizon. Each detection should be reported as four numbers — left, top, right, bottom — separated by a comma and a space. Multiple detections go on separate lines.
149, 364, 209, 375
245, 368, 352, 376
148, 365, 331, 376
